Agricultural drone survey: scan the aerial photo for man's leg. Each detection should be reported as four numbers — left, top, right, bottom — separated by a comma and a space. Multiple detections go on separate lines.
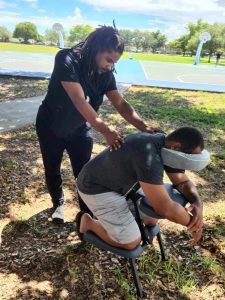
66, 132, 93, 214
80, 213, 141, 250
77, 190, 141, 250
36, 122, 65, 221
142, 216, 158, 226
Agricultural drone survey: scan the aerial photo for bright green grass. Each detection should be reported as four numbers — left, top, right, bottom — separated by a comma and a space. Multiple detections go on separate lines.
0, 42, 58, 54
124, 87, 225, 131
1, 42, 225, 66
122, 52, 225, 66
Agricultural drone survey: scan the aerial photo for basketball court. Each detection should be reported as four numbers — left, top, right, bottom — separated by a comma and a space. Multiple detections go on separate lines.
0, 50, 225, 92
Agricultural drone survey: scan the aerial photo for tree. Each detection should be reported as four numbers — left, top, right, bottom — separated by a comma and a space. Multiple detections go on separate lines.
0, 26, 11, 42
169, 20, 210, 57
119, 29, 133, 50
141, 31, 155, 52
178, 35, 190, 56
187, 33, 199, 56
68, 25, 93, 45
150, 30, 167, 53
168, 35, 189, 55
13, 22, 39, 43
36, 34, 44, 43
204, 23, 225, 62
45, 29, 59, 44
187, 19, 208, 38
132, 30, 144, 52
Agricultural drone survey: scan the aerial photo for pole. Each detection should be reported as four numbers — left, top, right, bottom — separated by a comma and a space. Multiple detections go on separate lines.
58, 31, 64, 49
194, 41, 204, 65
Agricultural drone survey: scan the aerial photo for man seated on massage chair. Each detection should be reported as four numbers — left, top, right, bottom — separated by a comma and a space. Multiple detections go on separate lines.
76, 127, 210, 250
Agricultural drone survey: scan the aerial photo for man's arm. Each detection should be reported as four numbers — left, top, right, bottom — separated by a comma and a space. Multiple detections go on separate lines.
140, 182, 191, 226
140, 181, 201, 245
61, 81, 122, 149
166, 172, 203, 234
106, 90, 162, 133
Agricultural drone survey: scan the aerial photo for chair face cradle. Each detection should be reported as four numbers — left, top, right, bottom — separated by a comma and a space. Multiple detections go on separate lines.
81, 183, 187, 298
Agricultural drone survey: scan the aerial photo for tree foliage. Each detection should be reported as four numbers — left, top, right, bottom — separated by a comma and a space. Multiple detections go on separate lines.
13, 22, 39, 43
204, 23, 225, 62
0, 26, 11, 42
68, 25, 93, 45
168, 19, 225, 60
119, 29, 167, 52
44, 28, 66, 44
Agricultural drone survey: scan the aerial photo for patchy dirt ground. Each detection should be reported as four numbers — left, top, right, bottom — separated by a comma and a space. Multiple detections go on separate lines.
0, 77, 48, 102
0, 82, 224, 300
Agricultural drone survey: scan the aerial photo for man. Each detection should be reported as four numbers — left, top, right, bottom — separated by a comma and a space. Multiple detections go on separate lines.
36, 24, 160, 223
216, 52, 221, 65
76, 127, 210, 249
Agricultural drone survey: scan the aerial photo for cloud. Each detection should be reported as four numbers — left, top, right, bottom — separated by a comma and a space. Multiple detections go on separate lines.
78, 0, 225, 40
0, 0, 18, 9
0, 7, 101, 34
2, 0, 225, 40
38, 8, 46, 13
77, 0, 225, 22
23, 0, 38, 8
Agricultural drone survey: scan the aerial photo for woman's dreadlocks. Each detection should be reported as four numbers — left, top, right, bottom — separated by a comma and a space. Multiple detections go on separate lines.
72, 23, 124, 77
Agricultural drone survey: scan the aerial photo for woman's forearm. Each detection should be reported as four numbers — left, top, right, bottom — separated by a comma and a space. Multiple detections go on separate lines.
116, 100, 148, 131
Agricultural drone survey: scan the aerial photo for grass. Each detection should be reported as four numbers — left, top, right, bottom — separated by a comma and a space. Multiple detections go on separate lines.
0, 84, 225, 299
1, 42, 225, 65
115, 266, 136, 299
202, 257, 224, 275
139, 252, 161, 283
122, 51, 225, 66
164, 257, 196, 292
0, 42, 59, 54
107, 86, 225, 132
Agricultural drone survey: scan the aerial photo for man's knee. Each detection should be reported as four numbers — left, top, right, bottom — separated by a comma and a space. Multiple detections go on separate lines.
120, 236, 141, 250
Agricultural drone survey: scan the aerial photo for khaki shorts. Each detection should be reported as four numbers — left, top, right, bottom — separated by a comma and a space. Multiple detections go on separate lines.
78, 189, 141, 244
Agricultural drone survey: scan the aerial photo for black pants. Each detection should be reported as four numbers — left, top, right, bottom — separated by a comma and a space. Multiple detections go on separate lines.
36, 114, 93, 214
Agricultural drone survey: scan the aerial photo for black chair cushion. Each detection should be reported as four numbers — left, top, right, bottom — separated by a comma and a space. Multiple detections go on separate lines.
139, 183, 188, 218
83, 231, 144, 258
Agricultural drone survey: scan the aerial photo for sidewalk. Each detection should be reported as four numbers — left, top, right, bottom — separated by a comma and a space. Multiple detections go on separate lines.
0, 83, 130, 133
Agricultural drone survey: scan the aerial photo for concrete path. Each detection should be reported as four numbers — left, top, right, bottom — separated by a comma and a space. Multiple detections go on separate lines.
0, 83, 130, 133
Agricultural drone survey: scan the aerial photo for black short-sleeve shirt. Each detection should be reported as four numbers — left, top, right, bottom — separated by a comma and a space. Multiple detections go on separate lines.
77, 133, 166, 195
77, 133, 185, 195
40, 48, 117, 138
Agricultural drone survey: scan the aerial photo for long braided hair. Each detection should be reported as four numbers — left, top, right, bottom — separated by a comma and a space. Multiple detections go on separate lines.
72, 22, 124, 77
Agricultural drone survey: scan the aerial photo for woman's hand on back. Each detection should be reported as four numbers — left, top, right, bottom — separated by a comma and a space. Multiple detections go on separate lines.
103, 129, 124, 151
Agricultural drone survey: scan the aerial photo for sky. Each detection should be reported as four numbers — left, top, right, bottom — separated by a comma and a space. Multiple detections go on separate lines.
1, 0, 225, 41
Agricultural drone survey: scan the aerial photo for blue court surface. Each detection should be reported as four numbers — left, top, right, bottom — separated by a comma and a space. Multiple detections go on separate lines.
0, 51, 225, 92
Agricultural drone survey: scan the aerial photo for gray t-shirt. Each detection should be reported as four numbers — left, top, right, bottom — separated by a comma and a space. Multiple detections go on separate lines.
77, 133, 165, 195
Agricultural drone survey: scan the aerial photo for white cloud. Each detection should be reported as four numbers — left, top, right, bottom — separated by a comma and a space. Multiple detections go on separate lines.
0, 7, 100, 34
78, 0, 225, 40
23, 0, 38, 8
38, 8, 46, 13
2, 1, 225, 40
0, 0, 18, 9
77, 0, 225, 22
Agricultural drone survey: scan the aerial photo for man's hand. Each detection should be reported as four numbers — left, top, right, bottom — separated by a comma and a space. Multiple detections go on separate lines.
190, 228, 203, 245
103, 129, 124, 151
144, 126, 165, 134
186, 203, 203, 245
186, 203, 203, 233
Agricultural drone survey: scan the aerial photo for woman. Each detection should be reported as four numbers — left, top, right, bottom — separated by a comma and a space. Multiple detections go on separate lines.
36, 24, 160, 223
